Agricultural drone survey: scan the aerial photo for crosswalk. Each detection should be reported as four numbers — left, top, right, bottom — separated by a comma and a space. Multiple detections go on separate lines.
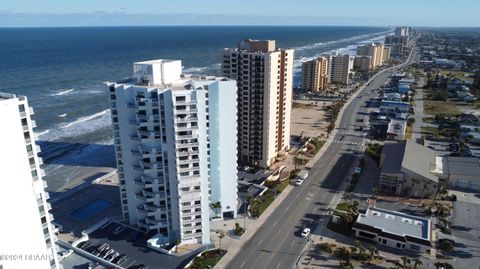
336, 130, 366, 136
332, 140, 364, 146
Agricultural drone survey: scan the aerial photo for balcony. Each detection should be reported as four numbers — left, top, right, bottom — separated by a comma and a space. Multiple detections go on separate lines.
130, 135, 141, 142
177, 149, 199, 157
176, 141, 199, 149
129, 119, 140, 126
131, 149, 142, 157
176, 116, 198, 123
127, 102, 137, 109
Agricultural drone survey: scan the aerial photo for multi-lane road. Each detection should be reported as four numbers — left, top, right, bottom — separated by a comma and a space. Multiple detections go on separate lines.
225, 47, 418, 269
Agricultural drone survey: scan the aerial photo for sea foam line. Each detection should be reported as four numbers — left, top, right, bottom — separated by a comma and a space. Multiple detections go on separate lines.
51, 88, 75, 96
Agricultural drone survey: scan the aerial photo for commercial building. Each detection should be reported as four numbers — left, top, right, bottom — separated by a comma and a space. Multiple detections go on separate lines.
379, 141, 440, 197
442, 156, 480, 191
222, 39, 294, 167
107, 59, 238, 248
357, 43, 384, 68
301, 56, 329, 92
0, 92, 59, 269
353, 55, 373, 72
353, 207, 433, 253
328, 53, 352, 85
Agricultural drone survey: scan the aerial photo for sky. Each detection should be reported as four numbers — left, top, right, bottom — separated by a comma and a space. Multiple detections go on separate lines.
0, 0, 479, 27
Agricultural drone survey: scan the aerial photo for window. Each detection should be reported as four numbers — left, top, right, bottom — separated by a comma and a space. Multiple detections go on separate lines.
410, 244, 420, 251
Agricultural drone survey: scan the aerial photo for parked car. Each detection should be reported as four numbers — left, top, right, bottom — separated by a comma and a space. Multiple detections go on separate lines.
88, 262, 99, 269
294, 178, 304, 186
301, 228, 311, 238
354, 167, 362, 175
113, 225, 127, 235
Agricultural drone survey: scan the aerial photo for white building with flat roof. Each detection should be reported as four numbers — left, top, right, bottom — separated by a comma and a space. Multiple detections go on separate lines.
0, 92, 59, 269
353, 207, 433, 253
107, 59, 238, 248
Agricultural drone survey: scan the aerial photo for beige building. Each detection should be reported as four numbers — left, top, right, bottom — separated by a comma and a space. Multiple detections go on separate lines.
353, 55, 373, 72
222, 39, 294, 167
301, 57, 329, 92
357, 43, 384, 68
383, 46, 391, 63
328, 53, 352, 85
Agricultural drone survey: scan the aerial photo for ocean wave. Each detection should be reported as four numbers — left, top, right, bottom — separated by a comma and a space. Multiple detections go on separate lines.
292, 31, 392, 73
36, 109, 111, 141
293, 30, 392, 52
59, 113, 67, 117
51, 88, 75, 96
183, 63, 220, 74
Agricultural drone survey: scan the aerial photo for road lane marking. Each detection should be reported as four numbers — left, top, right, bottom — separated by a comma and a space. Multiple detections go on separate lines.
285, 206, 290, 211
273, 220, 278, 227
257, 239, 264, 246
240, 261, 246, 268
276, 262, 282, 269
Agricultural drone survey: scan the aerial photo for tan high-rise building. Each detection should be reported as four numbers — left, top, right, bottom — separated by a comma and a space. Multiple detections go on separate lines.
383, 46, 391, 63
353, 55, 373, 72
222, 39, 294, 167
328, 53, 352, 85
301, 57, 329, 92
357, 43, 384, 68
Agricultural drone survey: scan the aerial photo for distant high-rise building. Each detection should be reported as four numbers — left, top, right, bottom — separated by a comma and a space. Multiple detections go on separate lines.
107, 59, 238, 247
395, 26, 410, 36
357, 43, 384, 68
0, 92, 59, 269
301, 57, 329, 92
222, 39, 294, 167
383, 47, 391, 62
328, 53, 352, 85
353, 55, 373, 72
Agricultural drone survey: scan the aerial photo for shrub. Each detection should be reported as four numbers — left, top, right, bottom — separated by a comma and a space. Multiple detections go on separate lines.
233, 222, 244, 236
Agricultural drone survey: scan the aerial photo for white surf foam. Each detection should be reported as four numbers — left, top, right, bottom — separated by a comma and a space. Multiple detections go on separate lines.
37, 109, 111, 141
51, 88, 75, 96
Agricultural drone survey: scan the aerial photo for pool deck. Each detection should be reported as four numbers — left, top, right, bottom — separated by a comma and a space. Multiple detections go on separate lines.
50, 172, 122, 243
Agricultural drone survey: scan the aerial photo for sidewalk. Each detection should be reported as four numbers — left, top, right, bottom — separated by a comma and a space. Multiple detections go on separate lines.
213, 184, 294, 268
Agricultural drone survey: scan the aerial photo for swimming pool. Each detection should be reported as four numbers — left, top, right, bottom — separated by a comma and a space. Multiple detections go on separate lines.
68, 199, 112, 220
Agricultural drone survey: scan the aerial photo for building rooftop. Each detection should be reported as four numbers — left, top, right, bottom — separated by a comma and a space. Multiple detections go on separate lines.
0, 92, 25, 101
446, 156, 480, 177
356, 207, 431, 240
381, 142, 406, 174
402, 140, 438, 183
381, 141, 438, 183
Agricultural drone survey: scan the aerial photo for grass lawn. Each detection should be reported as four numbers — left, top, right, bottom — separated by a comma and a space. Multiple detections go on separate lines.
438, 70, 474, 83
188, 249, 227, 269
405, 125, 413, 139
422, 117, 434, 124
424, 98, 460, 116
275, 179, 290, 193
335, 203, 351, 212
258, 195, 275, 215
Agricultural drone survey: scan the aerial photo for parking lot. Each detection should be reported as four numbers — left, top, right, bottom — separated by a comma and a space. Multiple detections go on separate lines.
448, 190, 480, 269
77, 222, 202, 269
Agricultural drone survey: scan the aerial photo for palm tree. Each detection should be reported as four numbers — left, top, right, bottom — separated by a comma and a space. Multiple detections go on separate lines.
368, 245, 378, 260
211, 201, 221, 218
218, 231, 225, 250
412, 258, 423, 269
420, 180, 431, 204
408, 178, 421, 199
400, 256, 409, 268
294, 156, 303, 170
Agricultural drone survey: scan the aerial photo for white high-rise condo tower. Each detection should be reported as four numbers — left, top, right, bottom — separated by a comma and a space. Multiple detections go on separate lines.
107, 59, 238, 248
222, 39, 294, 167
0, 92, 59, 269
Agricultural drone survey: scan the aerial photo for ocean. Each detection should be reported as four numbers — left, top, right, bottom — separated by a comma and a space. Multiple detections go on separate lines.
0, 26, 391, 190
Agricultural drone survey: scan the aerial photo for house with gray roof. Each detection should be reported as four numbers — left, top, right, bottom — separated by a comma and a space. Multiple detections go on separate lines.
379, 140, 441, 197
353, 207, 433, 253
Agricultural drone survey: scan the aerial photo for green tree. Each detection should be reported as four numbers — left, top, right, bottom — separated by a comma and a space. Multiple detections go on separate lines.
412, 258, 423, 269
211, 201, 222, 218
218, 231, 225, 250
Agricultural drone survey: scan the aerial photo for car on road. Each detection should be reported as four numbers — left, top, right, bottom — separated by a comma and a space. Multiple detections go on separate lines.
354, 167, 362, 174
301, 228, 311, 238
294, 178, 304, 186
